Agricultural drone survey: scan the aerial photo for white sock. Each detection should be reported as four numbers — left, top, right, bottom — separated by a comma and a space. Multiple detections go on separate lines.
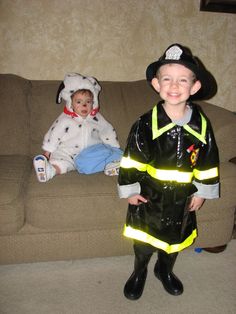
46, 162, 56, 180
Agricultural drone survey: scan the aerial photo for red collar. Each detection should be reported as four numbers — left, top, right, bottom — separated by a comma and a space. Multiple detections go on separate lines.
63, 106, 78, 117
63, 106, 99, 117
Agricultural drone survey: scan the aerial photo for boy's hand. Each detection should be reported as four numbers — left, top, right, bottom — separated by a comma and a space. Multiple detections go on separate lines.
188, 196, 205, 211
128, 194, 148, 205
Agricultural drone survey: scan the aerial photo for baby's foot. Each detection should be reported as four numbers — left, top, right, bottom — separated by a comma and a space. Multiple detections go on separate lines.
33, 155, 48, 182
104, 161, 120, 176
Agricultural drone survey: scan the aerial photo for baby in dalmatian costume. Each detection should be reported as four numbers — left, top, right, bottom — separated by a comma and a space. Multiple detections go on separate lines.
33, 73, 122, 182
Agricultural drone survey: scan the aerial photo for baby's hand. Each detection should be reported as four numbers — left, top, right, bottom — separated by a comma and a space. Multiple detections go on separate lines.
128, 194, 148, 205
188, 196, 205, 211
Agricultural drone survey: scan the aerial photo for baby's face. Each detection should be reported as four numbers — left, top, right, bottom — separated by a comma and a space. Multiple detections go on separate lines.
71, 91, 93, 118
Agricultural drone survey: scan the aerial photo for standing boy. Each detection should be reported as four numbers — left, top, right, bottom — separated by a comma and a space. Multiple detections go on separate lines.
118, 44, 219, 299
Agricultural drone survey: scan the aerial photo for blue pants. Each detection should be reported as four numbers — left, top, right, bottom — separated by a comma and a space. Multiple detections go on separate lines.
74, 144, 123, 174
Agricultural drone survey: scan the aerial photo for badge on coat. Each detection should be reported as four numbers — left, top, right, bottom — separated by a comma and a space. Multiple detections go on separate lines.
187, 144, 200, 167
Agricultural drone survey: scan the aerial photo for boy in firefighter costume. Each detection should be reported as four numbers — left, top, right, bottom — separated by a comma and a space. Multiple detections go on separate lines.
118, 44, 219, 299
33, 73, 121, 182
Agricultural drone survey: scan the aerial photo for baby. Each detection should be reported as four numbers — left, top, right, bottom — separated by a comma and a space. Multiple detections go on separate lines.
33, 73, 122, 182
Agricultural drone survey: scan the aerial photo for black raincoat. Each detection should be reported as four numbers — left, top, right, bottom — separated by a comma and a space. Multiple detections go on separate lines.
118, 101, 219, 253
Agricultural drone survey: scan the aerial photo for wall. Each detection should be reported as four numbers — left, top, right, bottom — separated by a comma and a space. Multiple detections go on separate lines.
0, 0, 235, 111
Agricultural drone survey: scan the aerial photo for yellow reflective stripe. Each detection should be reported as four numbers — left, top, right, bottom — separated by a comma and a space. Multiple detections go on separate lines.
123, 225, 197, 254
121, 157, 194, 182
152, 105, 175, 139
147, 165, 193, 183
183, 113, 207, 144
120, 156, 147, 171
193, 167, 218, 180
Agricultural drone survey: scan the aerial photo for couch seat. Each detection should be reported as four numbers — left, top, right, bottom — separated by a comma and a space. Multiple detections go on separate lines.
25, 171, 127, 231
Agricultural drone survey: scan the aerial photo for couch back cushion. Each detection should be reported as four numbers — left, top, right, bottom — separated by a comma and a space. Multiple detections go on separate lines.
29, 80, 62, 156
0, 74, 31, 155
99, 80, 159, 148
198, 102, 236, 162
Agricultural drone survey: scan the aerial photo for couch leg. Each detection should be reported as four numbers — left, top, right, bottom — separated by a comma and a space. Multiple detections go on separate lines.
202, 244, 227, 253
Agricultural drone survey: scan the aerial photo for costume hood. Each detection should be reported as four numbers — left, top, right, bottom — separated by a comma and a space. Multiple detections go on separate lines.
56, 73, 101, 112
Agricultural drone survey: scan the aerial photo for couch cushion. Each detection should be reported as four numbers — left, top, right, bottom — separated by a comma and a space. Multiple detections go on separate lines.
0, 155, 32, 235
0, 74, 31, 155
28, 80, 62, 156
198, 102, 236, 162
99, 80, 159, 148
195, 161, 236, 245
25, 171, 127, 231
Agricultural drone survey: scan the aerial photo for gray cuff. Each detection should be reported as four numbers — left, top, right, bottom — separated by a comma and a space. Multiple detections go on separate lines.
193, 181, 220, 199
117, 182, 141, 198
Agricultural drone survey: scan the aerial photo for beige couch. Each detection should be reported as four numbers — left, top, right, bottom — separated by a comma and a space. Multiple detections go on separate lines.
0, 73, 235, 265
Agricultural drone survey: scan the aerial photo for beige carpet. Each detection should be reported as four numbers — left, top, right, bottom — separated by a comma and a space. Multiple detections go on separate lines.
0, 240, 235, 314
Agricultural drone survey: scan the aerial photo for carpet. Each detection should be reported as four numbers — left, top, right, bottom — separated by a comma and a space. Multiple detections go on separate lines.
0, 240, 235, 314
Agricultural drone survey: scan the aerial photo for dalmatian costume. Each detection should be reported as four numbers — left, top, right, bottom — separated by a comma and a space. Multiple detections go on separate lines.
33, 73, 121, 182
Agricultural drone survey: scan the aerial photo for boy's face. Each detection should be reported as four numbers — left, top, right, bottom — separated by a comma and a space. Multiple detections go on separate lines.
151, 63, 201, 106
71, 91, 93, 118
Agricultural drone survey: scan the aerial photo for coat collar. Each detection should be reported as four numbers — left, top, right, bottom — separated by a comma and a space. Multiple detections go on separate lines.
152, 101, 207, 144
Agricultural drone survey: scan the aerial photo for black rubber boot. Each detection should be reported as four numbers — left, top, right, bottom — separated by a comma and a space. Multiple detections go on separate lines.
124, 250, 152, 300
154, 250, 183, 296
